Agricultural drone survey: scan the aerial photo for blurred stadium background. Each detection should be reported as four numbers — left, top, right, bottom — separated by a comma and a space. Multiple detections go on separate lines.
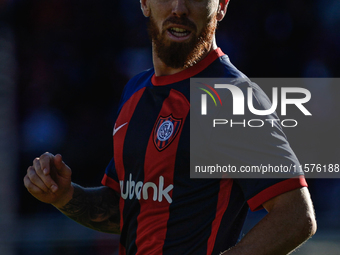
0, 0, 339, 254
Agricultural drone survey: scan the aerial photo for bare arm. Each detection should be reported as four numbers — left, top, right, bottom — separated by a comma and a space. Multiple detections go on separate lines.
58, 184, 120, 234
222, 187, 317, 255
24, 152, 120, 234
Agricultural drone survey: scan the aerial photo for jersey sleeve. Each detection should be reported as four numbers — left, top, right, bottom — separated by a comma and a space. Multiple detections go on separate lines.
101, 158, 120, 193
236, 176, 307, 211
208, 80, 307, 211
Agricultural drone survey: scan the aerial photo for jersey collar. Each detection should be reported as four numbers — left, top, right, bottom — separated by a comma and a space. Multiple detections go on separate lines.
151, 48, 225, 86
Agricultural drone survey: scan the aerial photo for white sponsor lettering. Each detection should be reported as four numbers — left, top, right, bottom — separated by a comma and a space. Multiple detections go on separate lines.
120, 174, 173, 203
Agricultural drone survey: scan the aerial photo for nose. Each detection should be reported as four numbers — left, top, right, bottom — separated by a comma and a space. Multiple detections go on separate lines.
172, 0, 189, 17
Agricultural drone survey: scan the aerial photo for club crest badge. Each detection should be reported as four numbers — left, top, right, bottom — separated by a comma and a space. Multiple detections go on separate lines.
153, 115, 182, 151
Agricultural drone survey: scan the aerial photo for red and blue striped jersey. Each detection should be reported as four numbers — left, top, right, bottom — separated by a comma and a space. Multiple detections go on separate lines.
102, 48, 307, 255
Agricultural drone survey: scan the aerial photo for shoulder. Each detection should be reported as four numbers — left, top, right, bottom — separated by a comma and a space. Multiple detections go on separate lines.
122, 68, 154, 97
118, 68, 154, 110
199, 50, 247, 79
219, 54, 248, 79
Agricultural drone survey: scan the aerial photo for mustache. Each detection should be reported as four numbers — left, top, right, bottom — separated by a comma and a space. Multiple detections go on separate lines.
162, 16, 197, 31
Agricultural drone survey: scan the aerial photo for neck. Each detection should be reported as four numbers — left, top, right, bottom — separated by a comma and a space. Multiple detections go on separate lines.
152, 37, 218, 77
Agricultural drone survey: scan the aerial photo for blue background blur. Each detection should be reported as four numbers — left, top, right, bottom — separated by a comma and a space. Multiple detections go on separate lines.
0, 0, 339, 254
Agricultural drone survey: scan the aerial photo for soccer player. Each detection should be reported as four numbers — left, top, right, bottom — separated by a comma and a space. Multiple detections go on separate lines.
24, 0, 317, 254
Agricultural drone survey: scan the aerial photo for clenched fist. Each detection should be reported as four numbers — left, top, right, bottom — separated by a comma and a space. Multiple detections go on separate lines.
23, 152, 74, 209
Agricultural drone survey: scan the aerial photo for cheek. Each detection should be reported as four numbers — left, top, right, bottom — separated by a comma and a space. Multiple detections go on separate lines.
196, 15, 211, 34
204, 0, 219, 19
150, 9, 168, 29
149, 15, 164, 33
191, 2, 217, 29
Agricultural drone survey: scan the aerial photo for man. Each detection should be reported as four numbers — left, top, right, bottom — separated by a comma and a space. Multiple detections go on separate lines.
24, 0, 317, 254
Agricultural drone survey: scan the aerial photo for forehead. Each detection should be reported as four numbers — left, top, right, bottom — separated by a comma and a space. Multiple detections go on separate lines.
148, 0, 220, 12
149, 0, 219, 6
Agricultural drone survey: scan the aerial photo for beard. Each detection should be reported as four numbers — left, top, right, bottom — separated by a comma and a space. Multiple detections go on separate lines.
148, 13, 217, 69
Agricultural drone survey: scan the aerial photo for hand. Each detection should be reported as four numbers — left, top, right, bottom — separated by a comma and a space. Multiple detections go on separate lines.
24, 152, 74, 208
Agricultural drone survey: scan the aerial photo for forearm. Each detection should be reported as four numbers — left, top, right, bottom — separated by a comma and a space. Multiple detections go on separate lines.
56, 183, 120, 234
222, 188, 316, 255
222, 210, 313, 255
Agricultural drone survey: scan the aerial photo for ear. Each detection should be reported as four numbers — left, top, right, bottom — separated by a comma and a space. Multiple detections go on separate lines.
140, 0, 150, 17
216, 0, 229, 21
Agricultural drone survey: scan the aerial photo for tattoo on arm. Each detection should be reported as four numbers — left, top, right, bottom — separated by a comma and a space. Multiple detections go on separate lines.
59, 183, 120, 234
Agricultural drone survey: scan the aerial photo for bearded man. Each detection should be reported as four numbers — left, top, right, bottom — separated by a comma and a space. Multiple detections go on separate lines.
24, 0, 316, 254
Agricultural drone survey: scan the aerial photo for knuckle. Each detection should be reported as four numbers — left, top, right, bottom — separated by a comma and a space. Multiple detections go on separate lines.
33, 157, 40, 165
39, 153, 52, 165
27, 167, 36, 178
41, 152, 51, 159
25, 179, 35, 192
28, 175, 39, 186
23, 175, 29, 187
26, 182, 33, 191
27, 166, 33, 173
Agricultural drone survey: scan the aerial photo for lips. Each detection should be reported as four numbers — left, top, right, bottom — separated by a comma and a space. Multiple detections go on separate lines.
168, 27, 191, 37
163, 16, 196, 39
